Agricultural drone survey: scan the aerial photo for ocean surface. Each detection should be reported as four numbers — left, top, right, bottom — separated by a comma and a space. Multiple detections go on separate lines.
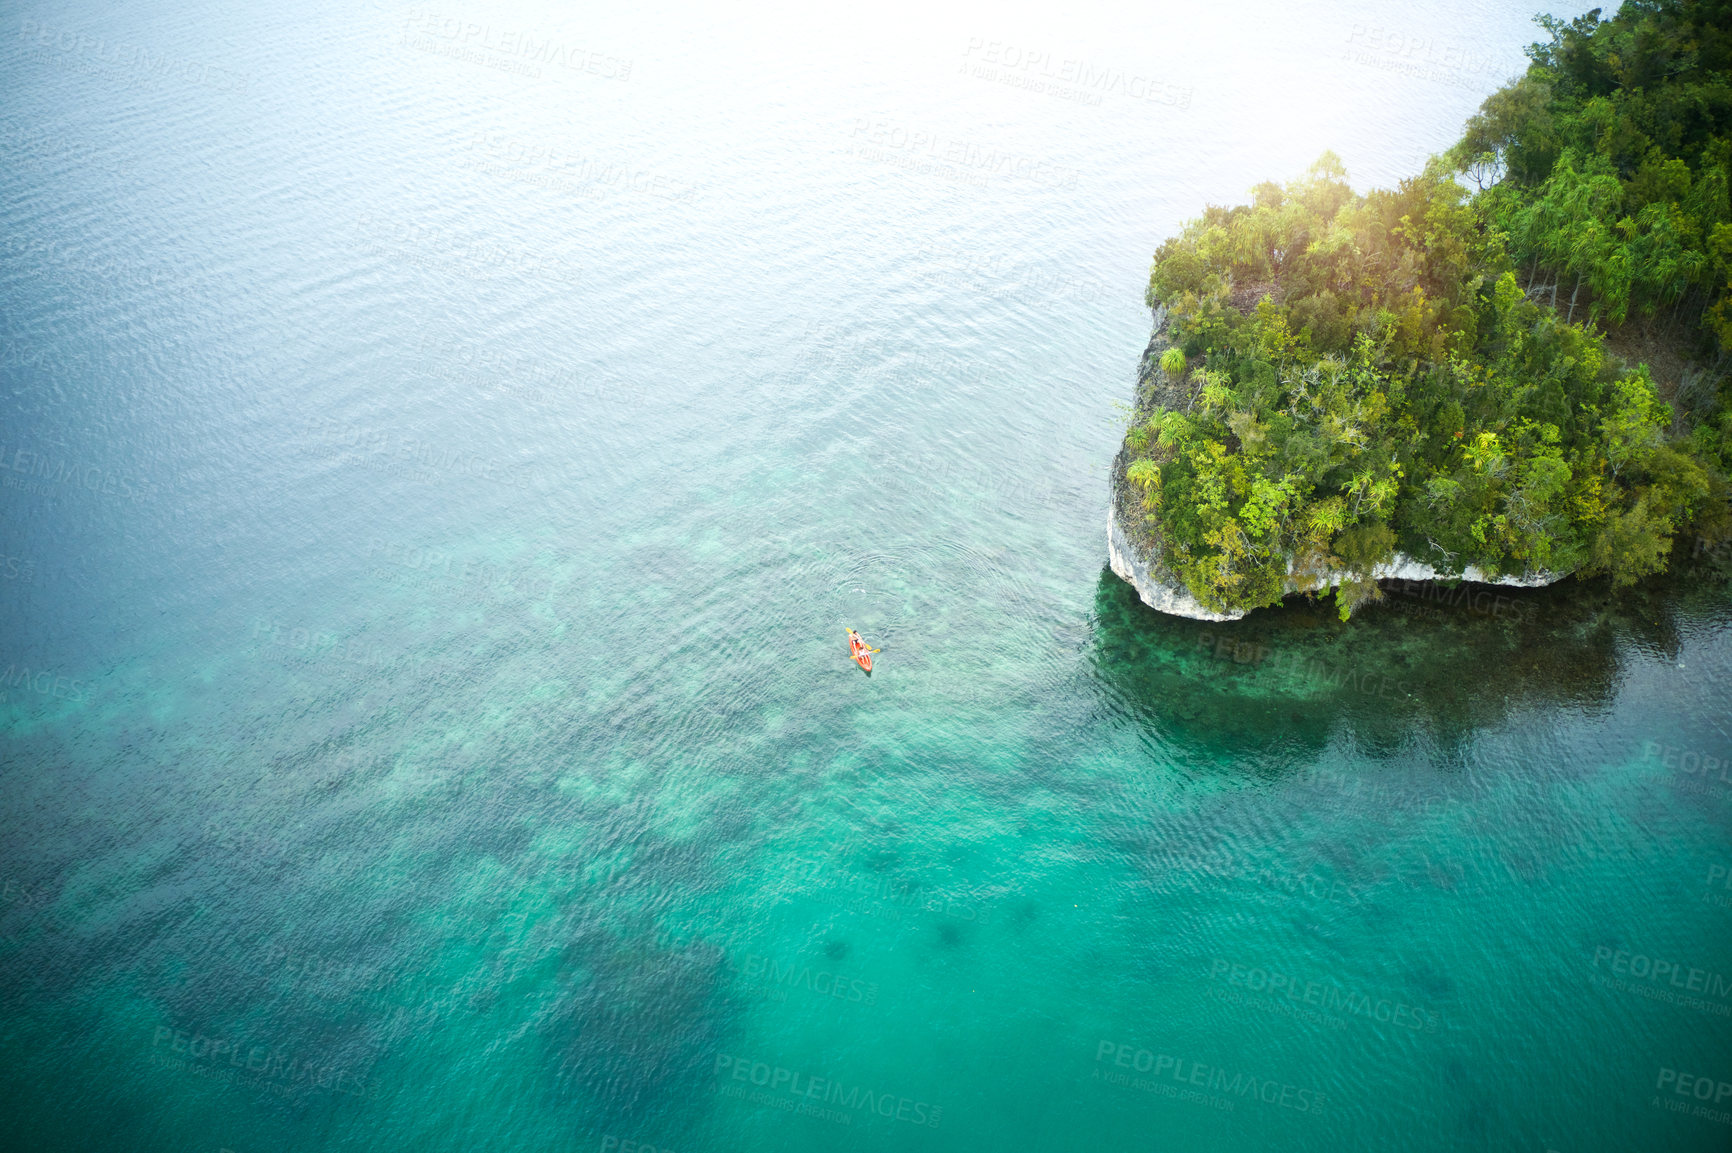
3, 0, 1730, 1150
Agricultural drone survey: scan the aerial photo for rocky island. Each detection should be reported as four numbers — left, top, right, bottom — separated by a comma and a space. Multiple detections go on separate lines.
1112, 1, 1731, 621
1109, 311, 1564, 621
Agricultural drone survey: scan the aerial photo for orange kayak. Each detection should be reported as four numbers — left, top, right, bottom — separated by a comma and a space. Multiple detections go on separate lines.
847, 630, 873, 673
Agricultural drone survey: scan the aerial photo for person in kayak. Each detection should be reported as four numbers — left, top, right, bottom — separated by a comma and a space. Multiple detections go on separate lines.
847, 628, 877, 665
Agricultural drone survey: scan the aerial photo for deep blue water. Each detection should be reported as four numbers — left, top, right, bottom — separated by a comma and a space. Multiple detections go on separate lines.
3, 1, 1730, 1150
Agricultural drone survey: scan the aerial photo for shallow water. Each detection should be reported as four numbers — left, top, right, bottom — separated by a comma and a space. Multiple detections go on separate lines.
4, 0, 1730, 1150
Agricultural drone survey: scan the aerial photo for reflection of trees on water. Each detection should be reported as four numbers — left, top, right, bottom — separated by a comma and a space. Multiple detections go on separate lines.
1086, 558, 1731, 759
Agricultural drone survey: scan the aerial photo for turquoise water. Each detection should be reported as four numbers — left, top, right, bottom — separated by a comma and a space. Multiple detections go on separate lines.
3, 0, 1730, 1150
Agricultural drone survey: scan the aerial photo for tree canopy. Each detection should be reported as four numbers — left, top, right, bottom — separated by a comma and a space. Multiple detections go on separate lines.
1128, 0, 1731, 619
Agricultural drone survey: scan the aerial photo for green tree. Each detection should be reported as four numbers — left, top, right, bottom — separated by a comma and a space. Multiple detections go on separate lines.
1123, 4, 1731, 617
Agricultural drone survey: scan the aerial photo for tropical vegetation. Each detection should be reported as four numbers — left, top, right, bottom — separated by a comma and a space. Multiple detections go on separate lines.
1124, 0, 1732, 618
